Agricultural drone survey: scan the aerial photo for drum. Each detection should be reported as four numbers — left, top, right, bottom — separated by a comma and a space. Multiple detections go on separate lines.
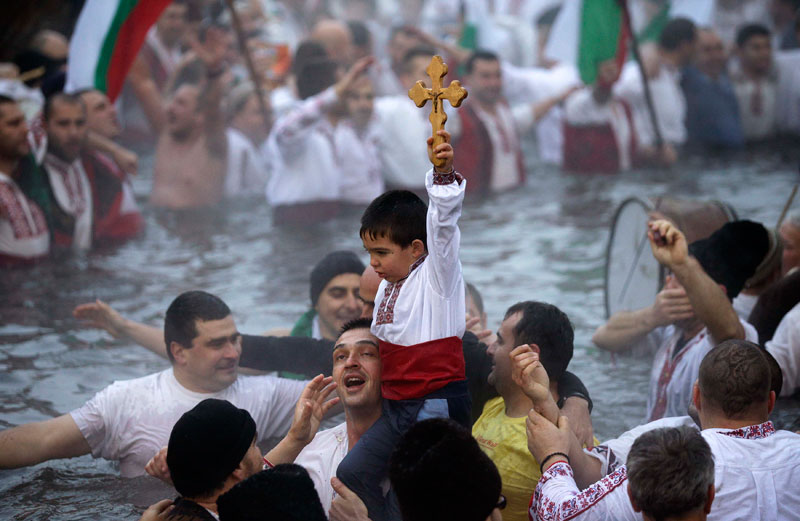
604, 197, 737, 318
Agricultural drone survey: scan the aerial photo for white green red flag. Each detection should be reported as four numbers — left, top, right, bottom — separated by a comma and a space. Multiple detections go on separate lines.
66, 0, 173, 101
544, 0, 713, 85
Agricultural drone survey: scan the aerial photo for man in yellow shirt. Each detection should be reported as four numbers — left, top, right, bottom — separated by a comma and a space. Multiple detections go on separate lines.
472, 301, 593, 521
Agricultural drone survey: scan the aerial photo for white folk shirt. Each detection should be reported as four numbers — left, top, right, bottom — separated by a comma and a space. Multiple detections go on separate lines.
43, 152, 93, 251
371, 169, 466, 346
615, 61, 687, 147
531, 421, 800, 521
336, 118, 385, 205
448, 100, 527, 192
70, 369, 306, 477
224, 128, 268, 198
501, 62, 581, 165
373, 95, 431, 190
642, 319, 758, 421
265, 87, 342, 206
295, 421, 348, 515
0, 172, 49, 260
564, 88, 634, 171
767, 302, 800, 397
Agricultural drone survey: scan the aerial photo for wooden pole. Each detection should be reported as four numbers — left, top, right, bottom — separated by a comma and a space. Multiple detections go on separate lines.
224, 0, 272, 136
619, 0, 664, 147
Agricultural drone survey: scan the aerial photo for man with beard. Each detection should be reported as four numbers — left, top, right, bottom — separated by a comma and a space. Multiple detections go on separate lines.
150, 26, 229, 209
0, 95, 49, 265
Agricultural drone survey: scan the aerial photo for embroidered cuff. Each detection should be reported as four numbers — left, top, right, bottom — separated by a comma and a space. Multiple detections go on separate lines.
432, 169, 464, 185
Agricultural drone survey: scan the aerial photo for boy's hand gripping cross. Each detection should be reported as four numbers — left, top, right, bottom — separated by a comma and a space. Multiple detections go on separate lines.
408, 55, 468, 168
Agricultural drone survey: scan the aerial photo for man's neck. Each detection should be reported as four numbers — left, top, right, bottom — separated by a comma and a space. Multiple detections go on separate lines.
700, 412, 768, 431
172, 367, 222, 394
474, 98, 498, 114
659, 50, 681, 69
742, 66, 769, 82
188, 496, 220, 515
680, 321, 704, 342
0, 155, 18, 177
345, 405, 383, 450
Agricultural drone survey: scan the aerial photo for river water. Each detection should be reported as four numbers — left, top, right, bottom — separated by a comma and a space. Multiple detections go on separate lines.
1, 147, 799, 519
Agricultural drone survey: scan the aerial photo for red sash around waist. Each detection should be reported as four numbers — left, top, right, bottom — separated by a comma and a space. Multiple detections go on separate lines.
379, 336, 465, 400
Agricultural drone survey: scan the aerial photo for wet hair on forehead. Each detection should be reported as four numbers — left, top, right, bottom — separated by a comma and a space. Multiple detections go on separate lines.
658, 17, 696, 50
339, 317, 373, 337
736, 23, 771, 47
164, 291, 232, 363
627, 426, 714, 521
402, 45, 436, 72
464, 50, 500, 75
360, 190, 427, 249
43, 92, 86, 121
503, 301, 574, 382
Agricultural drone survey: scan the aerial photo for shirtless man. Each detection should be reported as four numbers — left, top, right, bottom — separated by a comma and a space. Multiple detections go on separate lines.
150, 27, 229, 209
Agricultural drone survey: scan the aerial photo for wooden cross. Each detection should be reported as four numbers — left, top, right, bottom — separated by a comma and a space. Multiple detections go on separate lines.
408, 55, 468, 168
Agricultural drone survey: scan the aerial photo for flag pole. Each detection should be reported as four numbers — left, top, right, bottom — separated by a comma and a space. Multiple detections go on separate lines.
618, 0, 664, 148
224, 0, 272, 136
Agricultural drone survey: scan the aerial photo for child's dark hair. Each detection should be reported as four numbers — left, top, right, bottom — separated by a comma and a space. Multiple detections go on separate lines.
360, 190, 427, 249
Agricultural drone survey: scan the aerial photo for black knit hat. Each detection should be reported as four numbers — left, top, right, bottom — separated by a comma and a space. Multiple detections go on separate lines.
389, 418, 502, 521
217, 464, 328, 521
309, 251, 365, 305
688, 220, 769, 300
167, 399, 257, 498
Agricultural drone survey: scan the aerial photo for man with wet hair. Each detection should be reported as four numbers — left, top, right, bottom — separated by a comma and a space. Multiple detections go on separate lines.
731, 24, 778, 141
0, 290, 306, 477
523, 339, 800, 520
150, 25, 230, 209
626, 426, 715, 520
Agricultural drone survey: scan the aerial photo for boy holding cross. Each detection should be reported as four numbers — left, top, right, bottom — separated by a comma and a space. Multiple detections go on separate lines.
335, 57, 470, 521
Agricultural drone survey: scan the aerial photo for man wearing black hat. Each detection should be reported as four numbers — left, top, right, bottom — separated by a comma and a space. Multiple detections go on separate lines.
284, 250, 365, 341
164, 398, 265, 520
593, 219, 763, 420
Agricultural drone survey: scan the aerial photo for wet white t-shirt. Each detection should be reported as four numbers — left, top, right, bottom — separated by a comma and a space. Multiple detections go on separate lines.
295, 421, 348, 514
70, 369, 306, 477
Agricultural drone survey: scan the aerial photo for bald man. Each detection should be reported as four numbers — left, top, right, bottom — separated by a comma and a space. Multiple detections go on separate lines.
310, 19, 354, 65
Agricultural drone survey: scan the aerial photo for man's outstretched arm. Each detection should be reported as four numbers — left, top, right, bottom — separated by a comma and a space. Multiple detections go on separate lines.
73, 300, 166, 358
0, 414, 91, 468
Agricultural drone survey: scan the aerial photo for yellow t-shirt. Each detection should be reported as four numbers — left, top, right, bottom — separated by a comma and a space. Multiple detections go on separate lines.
472, 397, 539, 521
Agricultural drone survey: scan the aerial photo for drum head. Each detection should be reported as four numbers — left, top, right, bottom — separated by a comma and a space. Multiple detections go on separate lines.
605, 197, 663, 318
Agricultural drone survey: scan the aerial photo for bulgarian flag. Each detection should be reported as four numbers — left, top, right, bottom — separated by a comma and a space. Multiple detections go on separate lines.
544, 0, 632, 85
545, 0, 715, 85
66, 0, 173, 101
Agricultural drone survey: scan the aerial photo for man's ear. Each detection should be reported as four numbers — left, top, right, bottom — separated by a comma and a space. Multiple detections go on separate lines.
410, 239, 425, 259
529, 343, 541, 355
718, 283, 728, 297
171, 341, 188, 364
704, 484, 716, 514
768, 390, 776, 415
627, 483, 642, 513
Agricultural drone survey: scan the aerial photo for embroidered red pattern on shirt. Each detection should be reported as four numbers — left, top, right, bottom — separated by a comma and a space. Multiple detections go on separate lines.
432, 170, 464, 185
375, 255, 427, 325
720, 421, 775, 440
0, 181, 46, 238
649, 331, 705, 421
532, 462, 628, 521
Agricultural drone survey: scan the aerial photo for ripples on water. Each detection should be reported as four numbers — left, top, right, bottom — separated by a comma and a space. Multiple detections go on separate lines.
1, 146, 799, 519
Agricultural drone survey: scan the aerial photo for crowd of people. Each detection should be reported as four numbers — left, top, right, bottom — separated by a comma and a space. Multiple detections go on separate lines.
1, 0, 800, 520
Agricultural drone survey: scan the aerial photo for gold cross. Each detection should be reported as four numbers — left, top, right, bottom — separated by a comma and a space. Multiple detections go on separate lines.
408, 55, 468, 168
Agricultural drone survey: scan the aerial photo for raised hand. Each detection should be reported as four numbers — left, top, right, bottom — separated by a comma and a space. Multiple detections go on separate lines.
648, 219, 688, 269
510, 344, 550, 404
286, 374, 339, 445
466, 314, 494, 343
650, 275, 695, 327
188, 25, 230, 73
144, 446, 172, 485
335, 56, 375, 99
73, 299, 127, 338
427, 129, 454, 173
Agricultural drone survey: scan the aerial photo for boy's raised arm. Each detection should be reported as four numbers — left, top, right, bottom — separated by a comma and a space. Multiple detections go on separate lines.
425, 130, 466, 298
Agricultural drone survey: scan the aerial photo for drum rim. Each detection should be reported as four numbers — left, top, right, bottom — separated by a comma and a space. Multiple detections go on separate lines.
604, 196, 661, 319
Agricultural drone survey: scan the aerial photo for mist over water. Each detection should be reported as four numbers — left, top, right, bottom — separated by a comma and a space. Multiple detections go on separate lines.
1, 146, 798, 519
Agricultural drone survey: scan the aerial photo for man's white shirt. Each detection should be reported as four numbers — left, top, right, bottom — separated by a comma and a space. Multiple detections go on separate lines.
70, 369, 306, 477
